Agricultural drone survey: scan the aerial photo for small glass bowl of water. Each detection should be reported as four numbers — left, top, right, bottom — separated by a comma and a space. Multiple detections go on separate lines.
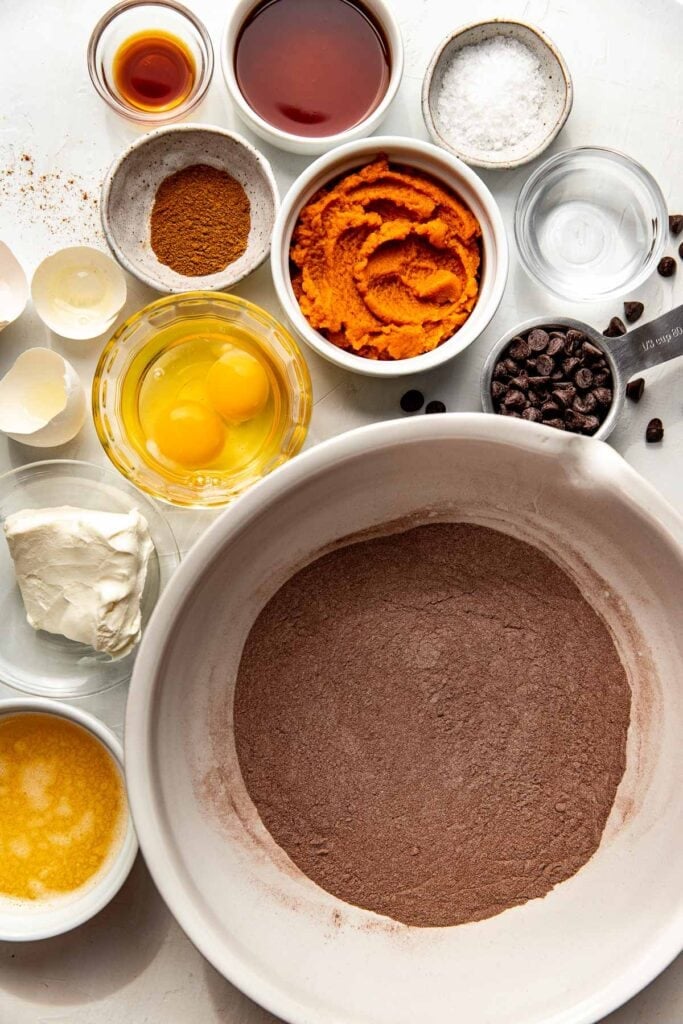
514, 147, 667, 302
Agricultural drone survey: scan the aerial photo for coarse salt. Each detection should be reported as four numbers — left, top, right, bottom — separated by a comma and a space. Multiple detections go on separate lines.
435, 36, 547, 153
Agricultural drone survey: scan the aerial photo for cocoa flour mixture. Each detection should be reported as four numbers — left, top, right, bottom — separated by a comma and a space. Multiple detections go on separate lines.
233, 523, 631, 927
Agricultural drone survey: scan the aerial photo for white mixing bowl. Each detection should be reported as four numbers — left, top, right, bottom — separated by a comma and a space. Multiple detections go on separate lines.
126, 415, 683, 1024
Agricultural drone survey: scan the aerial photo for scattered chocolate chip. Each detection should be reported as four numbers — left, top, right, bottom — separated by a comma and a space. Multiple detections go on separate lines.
646, 418, 664, 443
491, 380, 508, 400
625, 377, 645, 402
521, 407, 543, 422
669, 214, 683, 236
603, 316, 626, 337
593, 387, 612, 407
536, 354, 555, 376
400, 389, 424, 413
658, 256, 676, 277
425, 400, 446, 414
679, 241, 683, 261
527, 329, 549, 352
624, 301, 644, 323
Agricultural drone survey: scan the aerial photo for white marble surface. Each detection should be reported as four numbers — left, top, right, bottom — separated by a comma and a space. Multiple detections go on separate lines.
0, 0, 681, 1020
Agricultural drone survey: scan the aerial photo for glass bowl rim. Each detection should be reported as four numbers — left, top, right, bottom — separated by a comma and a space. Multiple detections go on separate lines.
513, 144, 668, 302
92, 291, 313, 508
87, 0, 215, 125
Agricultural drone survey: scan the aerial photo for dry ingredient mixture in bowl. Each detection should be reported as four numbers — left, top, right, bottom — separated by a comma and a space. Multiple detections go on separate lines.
125, 417, 683, 1024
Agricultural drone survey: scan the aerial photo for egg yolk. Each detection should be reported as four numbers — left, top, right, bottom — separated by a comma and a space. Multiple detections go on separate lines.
206, 351, 270, 423
152, 401, 225, 467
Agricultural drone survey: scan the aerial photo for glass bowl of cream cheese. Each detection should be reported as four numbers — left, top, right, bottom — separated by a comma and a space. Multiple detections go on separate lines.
0, 459, 179, 698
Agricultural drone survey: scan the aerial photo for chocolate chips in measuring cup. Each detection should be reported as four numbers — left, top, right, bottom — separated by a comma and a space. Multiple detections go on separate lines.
490, 325, 614, 435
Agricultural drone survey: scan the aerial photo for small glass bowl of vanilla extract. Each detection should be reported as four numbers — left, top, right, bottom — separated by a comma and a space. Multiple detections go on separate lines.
88, 0, 214, 124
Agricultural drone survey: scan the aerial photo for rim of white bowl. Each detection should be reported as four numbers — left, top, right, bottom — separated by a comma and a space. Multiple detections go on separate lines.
100, 123, 280, 293
125, 415, 683, 1024
0, 697, 137, 941
220, 0, 405, 154
421, 18, 573, 170
270, 136, 509, 377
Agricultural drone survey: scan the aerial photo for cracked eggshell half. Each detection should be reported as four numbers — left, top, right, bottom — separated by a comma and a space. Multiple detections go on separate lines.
0, 242, 29, 332
0, 348, 86, 446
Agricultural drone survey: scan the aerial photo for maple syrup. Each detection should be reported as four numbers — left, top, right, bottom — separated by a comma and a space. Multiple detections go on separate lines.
112, 30, 196, 113
235, 0, 390, 137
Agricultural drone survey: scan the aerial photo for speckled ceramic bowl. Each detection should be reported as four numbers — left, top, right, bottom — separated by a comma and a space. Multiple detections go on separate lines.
101, 124, 279, 293
422, 20, 573, 170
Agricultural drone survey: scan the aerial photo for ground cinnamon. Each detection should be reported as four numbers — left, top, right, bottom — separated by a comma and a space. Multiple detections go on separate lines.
150, 163, 250, 276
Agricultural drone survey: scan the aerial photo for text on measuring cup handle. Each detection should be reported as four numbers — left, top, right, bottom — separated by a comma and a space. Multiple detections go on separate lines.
640, 324, 683, 351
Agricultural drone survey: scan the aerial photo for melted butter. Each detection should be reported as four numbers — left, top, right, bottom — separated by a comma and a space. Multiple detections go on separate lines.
0, 713, 125, 901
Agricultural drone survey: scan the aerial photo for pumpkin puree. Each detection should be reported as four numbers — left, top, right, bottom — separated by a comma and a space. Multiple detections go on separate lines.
290, 157, 482, 360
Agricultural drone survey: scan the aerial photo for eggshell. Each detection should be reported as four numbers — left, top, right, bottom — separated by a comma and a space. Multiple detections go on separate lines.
0, 242, 29, 332
0, 348, 86, 446
31, 246, 127, 340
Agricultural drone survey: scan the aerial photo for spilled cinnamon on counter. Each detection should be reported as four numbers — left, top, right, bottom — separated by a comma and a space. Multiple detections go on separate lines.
150, 163, 250, 276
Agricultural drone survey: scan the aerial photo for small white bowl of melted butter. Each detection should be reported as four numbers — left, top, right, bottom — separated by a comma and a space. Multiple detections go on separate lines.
0, 698, 137, 941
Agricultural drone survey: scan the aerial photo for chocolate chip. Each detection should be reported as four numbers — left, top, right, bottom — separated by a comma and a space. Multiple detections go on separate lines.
552, 384, 576, 408
522, 407, 543, 422
625, 377, 645, 402
493, 361, 511, 381
400, 389, 424, 413
679, 242, 683, 261
658, 256, 676, 277
510, 374, 529, 392
646, 418, 664, 443
564, 409, 586, 432
624, 301, 644, 323
536, 354, 555, 377
562, 356, 581, 376
581, 340, 605, 362
425, 400, 446, 414
503, 389, 526, 409
593, 387, 612, 407
581, 415, 600, 435
573, 393, 597, 415
593, 368, 612, 387
527, 329, 549, 352
547, 336, 565, 358
603, 316, 626, 337
527, 376, 551, 390
544, 418, 566, 431
574, 368, 593, 390
669, 214, 683, 236
541, 399, 561, 418
504, 358, 520, 374
491, 380, 508, 401
508, 339, 530, 361
565, 329, 586, 350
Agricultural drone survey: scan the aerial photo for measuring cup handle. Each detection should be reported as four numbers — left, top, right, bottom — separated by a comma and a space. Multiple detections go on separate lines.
612, 304, 683, 378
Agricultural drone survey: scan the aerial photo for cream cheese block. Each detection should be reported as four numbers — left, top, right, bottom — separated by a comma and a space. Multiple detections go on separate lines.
3, 506, 154, 658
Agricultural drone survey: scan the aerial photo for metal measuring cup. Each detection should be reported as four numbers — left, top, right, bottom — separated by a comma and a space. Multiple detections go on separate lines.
480, 305, 683, 441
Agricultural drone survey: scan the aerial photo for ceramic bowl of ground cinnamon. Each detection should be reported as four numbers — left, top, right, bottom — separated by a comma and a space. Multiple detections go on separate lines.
101, 124, 278, 292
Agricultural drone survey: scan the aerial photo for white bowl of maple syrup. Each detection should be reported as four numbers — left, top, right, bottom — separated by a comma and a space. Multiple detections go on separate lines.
222, 0, 404, 155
